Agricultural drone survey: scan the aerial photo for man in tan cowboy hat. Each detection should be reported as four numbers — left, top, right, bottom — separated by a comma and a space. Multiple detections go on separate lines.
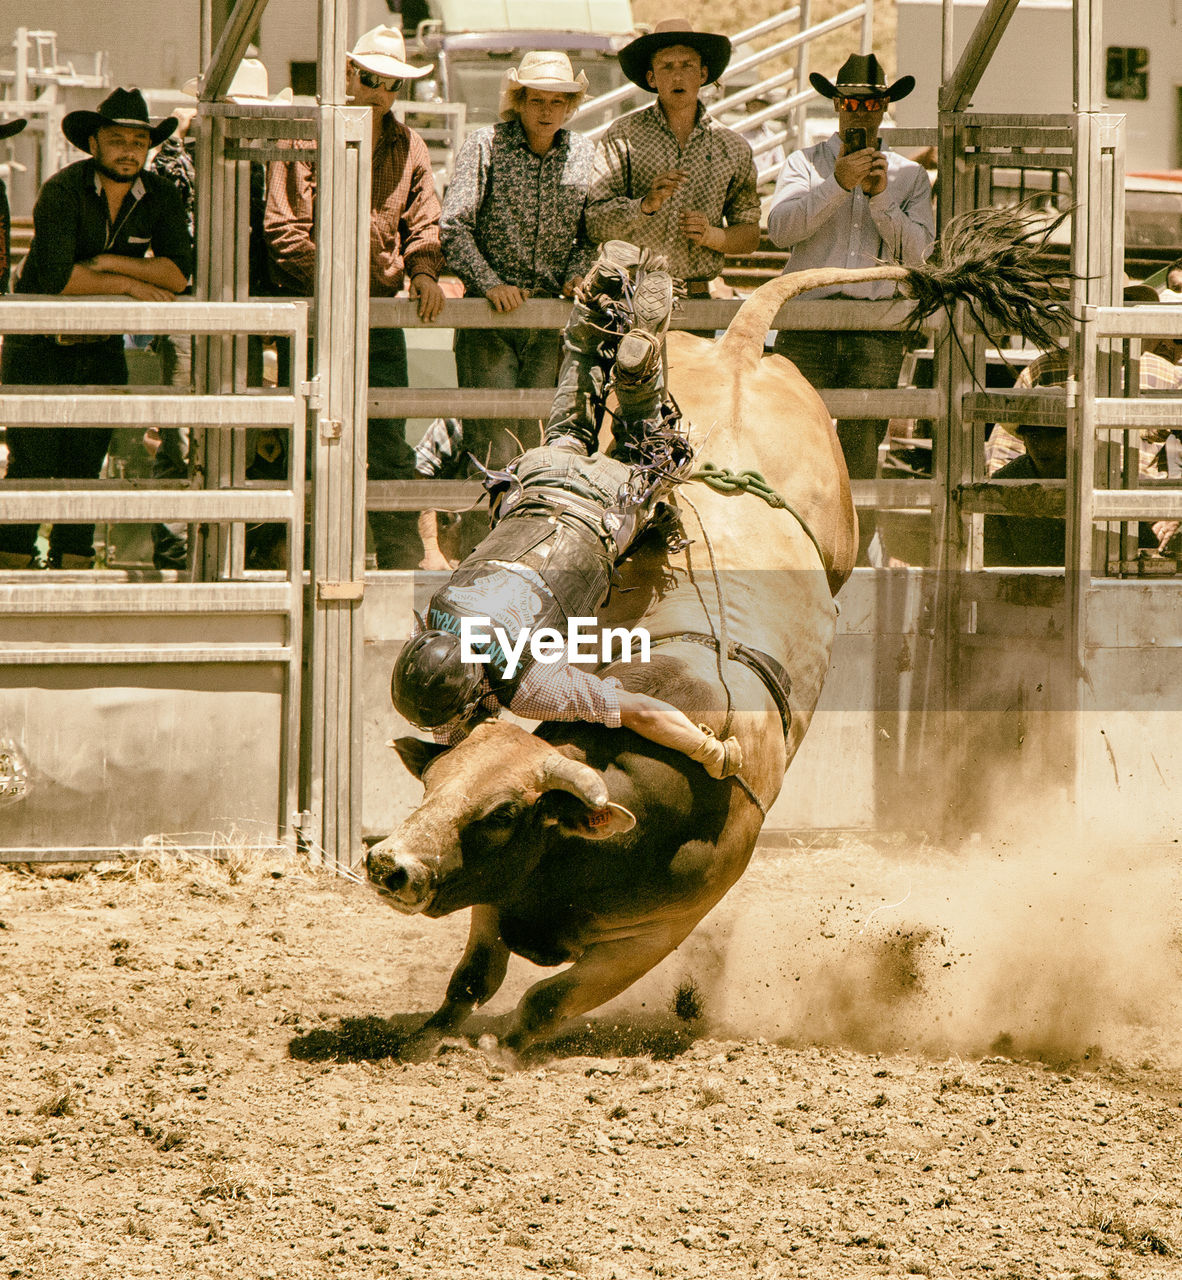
265, 26, 445, 569
1, 114, 28, 294
768, 52, 935, 562
585, 18, 761, 292
437, 50, 597, 556
0, 88, 192, 571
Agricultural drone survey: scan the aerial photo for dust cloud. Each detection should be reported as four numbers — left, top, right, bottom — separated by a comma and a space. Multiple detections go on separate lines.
616, 831, 1182, 1067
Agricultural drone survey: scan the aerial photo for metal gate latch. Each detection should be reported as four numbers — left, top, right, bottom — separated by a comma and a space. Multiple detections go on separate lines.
317, 579, 365, 601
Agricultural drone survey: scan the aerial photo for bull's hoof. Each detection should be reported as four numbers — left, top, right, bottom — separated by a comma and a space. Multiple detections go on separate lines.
476, 1033, 522, 1073
398, 1028, 455, 1064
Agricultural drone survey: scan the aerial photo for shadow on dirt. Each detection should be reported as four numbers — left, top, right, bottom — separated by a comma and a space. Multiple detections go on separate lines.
288, 1010, 699, 1064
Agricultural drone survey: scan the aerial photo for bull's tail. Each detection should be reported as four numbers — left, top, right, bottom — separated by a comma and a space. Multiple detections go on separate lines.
716, 202, 1073, 369
715, 265, 906, 368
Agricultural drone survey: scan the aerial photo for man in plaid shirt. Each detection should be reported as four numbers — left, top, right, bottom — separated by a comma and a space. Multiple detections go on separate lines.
265, 26, 444, 569
585, 20, 761, 293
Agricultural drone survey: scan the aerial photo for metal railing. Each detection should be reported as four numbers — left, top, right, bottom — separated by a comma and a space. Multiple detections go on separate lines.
0, 296, 309, 850
362, 294, 941, 518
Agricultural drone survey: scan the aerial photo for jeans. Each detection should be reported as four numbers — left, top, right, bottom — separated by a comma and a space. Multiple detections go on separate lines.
149, 333, 194, 569
772, 329, 909, 480
773, 329, 910, 562
367, 327, 422, 569
454, 326, 560, 469
0, 335, 126, 563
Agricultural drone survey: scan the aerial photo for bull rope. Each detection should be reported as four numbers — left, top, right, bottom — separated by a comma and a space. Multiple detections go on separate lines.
689, 462, 829, 569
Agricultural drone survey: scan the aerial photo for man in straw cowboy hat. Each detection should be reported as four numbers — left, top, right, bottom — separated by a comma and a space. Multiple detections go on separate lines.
1, 114, 28, 294
585, 18, 761, 294
265, 25, 444, 569
0, 88, 192, 571
438, 50, 597, 553
768, 52, 935, 559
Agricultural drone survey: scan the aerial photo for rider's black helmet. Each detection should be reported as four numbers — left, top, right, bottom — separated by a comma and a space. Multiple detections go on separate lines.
391, 630, 484, 729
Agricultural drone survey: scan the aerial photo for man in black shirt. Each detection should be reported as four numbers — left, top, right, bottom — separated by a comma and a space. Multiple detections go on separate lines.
0, 88, 192, 570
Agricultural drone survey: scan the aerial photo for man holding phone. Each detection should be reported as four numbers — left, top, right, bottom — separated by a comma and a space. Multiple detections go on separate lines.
767, 54, 934, 559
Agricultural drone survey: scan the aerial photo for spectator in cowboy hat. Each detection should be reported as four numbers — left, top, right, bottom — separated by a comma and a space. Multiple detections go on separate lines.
438, 49, 596, 555
0, 89, 191, 571
265, 25, 444, 569
1, 115, 28, 293
585, 18, 760, 292
767, 52, 935, 563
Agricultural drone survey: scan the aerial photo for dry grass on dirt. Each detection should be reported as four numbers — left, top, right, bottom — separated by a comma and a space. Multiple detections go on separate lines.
2, 831, 1181, 1280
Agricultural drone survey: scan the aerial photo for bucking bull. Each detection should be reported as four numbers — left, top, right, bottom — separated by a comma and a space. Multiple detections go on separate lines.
367, 208, 1067, 1059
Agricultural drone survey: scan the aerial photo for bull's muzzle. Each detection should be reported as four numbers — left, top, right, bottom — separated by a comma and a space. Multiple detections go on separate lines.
366, 847, 437, 914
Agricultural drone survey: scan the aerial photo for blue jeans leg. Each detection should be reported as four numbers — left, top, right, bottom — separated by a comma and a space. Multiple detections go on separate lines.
455, 326, 556, 469
367, 327, 422, 569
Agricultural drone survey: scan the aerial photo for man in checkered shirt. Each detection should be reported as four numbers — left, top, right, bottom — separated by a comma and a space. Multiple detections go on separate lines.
584, 20, 761, 295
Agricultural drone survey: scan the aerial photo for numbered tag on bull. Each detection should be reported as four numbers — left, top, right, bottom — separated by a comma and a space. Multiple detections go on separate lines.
576, 801, 636, 840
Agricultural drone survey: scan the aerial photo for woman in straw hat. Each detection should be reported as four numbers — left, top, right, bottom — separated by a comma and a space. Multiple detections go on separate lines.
440, 50, 596, 546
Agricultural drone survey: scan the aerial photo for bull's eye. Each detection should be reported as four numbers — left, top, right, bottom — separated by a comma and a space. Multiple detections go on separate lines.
481, 802, 519, 827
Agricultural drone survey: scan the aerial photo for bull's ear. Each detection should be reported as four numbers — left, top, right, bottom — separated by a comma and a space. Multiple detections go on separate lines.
557, 800, 637, 841
387, 736, 449, 779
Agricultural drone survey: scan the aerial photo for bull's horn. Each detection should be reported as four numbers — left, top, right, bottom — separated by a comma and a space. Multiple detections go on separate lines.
539, 754, 608, 810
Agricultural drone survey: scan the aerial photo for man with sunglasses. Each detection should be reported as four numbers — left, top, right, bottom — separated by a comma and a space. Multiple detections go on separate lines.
266, 26, 444, 569
767, 54, 934, 561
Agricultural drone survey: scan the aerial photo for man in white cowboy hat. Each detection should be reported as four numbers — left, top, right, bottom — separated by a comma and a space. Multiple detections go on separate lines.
0, 88, 192, 571
265, 25, 444, 569
1, 115, 28, 294
585, 18, 761, 293
767, 52, 935, 560
438, 49, 597, 552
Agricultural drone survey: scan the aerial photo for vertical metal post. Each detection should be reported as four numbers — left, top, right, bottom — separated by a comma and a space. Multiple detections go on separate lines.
860, 0, 874, 54
941, 0, 955, 82
795, 0, 812, 154
930, 104, 976, 832
303, 0, 372, 868
200, 0, 213, 70
1065, 0, 1114, 823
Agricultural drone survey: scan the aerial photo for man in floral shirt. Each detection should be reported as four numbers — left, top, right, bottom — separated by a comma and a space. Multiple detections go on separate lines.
440, 51, 596, 505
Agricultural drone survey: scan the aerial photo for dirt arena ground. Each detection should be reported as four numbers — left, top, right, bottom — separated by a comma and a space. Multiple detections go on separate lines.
2, 833, 1180, 1280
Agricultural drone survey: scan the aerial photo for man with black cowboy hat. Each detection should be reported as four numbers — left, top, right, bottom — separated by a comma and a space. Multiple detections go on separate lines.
768, 53, 934, 559
0, 89, 192, 571
585, 18, 760, 296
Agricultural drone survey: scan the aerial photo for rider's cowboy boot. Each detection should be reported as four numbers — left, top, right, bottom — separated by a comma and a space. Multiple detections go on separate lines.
613, 270, 674, 451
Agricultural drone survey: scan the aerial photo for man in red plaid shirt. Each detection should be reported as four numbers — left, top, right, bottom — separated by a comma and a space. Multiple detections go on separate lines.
265, 26, 444, 568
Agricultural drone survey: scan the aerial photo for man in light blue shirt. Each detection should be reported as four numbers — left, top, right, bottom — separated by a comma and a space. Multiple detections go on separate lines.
768, 54, 934, 557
